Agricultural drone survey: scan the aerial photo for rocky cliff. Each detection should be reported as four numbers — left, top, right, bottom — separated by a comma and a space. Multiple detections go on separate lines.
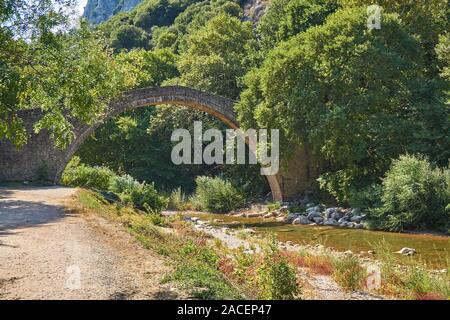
83, 0, 269, 25
83, 0, 143, 24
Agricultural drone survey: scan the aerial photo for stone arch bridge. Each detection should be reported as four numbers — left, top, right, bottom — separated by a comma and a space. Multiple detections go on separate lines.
0, 86, 314, 200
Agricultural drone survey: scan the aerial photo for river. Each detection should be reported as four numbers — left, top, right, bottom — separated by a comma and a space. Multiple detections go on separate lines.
188, 212, 450, 269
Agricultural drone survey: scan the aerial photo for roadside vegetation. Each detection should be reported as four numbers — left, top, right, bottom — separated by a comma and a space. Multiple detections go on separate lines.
62, 156, 247, 214
72, 189, 301, 299
72, 189, 449, 300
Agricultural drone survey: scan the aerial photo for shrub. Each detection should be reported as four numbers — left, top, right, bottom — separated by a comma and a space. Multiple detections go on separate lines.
348, 183, 383, 209
146, 211, 167, 226
120, 181, 167, 213
194, 176, 244, 213
332, 255, 366, 291
109, 174, 137, 194
366, 155, 450, 231
61, 156, 114, 190
256, 239, 300, 300
109, 173, 167, 213
267, 201, 281, 211
168, 187, 188, 211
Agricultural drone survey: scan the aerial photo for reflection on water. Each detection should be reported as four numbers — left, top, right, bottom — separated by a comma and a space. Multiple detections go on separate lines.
189, 213, 450, 269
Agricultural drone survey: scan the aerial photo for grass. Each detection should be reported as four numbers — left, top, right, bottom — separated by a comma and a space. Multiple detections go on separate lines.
370, 240, 450, 299
332, 255, 366, 291
73, 189, 449, 300
281, 250, 334, 276
73, 189, 242, 299
267, 201, 281, 211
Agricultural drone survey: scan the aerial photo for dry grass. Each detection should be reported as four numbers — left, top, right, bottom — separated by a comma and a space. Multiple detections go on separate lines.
281, 251, 334, 275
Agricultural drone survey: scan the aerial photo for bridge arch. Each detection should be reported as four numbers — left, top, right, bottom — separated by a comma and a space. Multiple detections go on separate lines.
66, 86, 283, 200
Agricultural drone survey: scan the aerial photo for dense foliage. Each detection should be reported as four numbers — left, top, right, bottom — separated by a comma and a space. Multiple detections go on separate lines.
62, 156, 166, 212
367, 155, 449, 232
237, 5, 450, 204
62, 156, 115, 190
0, 2, 135, 147
194, 176, 244, 213
2, 0, 449, 230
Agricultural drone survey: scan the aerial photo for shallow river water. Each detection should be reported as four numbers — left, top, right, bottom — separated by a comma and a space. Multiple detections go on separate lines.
188, 213, 450, 269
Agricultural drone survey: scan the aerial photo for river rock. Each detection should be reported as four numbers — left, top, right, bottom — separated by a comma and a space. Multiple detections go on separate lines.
350, 215, 362, 223
293, 216, 310, 225
331, 211, 343, 221
338, 216, 350, 224
306, 205, 321, 213
307, 211, 322, 221
354, 223, 365, 229
279, 205, 290, 214
396, 247, 416, 256
313, 216, 324, 224
246, 212, 263, 218
285, 213, 300, 223
190, 217, 199, 223
263, 212, 274, 218
324, 218, 338, 226
325, 207, 336, 218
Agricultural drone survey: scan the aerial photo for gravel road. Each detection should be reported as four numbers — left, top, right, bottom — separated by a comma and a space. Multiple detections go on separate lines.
0, 186, 185, 300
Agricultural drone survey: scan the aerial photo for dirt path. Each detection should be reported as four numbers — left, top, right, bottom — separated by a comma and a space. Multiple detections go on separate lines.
0, 186, 185, 300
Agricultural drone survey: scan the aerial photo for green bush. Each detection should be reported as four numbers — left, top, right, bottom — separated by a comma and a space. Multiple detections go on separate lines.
194, 176, 244, 213
348, 183, 383, 209
109, 174, 167, 213
63, 159, 166, 213
167, 187, 188, 211
109, 174, 137, 194
256, 239, 299, 300
61, 156, 114, 190
332, 255, 366, 291
120, 181, 167, 213
367, 155, 450, 232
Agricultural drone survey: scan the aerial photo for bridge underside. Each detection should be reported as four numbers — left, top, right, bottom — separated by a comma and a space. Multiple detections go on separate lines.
0, 86, 315, 201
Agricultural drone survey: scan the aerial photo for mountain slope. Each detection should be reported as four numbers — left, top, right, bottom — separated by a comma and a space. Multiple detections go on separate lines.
83, 0, 143, 24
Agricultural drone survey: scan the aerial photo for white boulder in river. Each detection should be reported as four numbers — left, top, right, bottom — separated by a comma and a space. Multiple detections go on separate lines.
396, 247, 416, 256
292, 216, 310, 225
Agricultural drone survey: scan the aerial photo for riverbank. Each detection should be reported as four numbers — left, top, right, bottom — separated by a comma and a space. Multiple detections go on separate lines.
69, 189, 449, 300
182, 210, 449, 270
181, 212, 449, 299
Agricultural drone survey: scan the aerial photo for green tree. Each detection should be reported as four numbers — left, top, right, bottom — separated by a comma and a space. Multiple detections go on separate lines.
367, 154, 450, 231
236, 7, 449, 203
436, 33, 450, 84
19, 23, 137, 148
110, 24, 149, 51
178, 13, 253, 99
257, 0, 339, 52
0, 0, 76, 145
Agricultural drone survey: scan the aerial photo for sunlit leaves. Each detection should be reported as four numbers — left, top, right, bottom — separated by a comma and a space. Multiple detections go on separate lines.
18, 22, 138, 147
